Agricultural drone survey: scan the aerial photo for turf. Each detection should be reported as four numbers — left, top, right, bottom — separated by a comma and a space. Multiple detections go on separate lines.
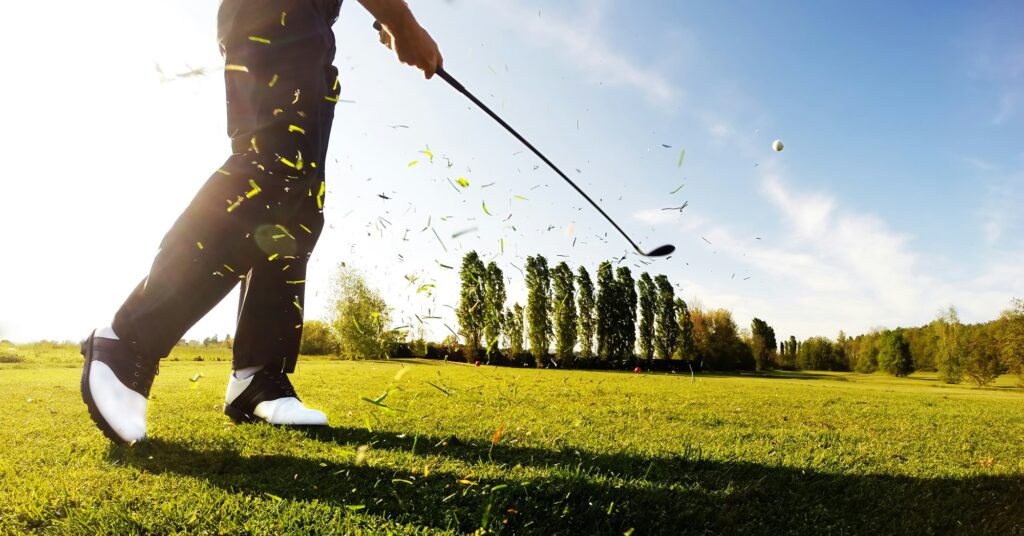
2, 347, 1023, 534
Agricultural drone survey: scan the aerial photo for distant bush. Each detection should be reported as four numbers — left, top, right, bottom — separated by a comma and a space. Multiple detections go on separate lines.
0, 346, 21, 363
424, 342, 458, 362
489, 352, 536, 368
390, 343, 413, 359
300, 320, 340, 356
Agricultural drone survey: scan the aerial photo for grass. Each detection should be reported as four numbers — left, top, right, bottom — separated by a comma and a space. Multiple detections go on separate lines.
2, 346, 1023, 534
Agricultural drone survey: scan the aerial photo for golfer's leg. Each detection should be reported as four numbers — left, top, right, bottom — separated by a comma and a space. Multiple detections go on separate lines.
233, 58, 338, 375
233, 206, 324, 374
112, 0, 336, 362
219, 0, 339, 425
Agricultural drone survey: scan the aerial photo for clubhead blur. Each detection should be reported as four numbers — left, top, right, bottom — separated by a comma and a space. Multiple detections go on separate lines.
643, 244, 675, 257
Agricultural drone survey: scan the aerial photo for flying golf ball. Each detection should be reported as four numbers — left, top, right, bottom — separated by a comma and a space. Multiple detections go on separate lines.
772, 139, 784, 152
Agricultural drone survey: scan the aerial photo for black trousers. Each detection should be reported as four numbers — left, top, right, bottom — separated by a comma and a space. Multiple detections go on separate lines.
112, 0, 342, 373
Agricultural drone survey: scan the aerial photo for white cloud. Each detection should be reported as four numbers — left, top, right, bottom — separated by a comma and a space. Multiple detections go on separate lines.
633, 208, 685, 226
980, 171, 1024, 245
637, 171, 1024, 338
475, 0, 680, 105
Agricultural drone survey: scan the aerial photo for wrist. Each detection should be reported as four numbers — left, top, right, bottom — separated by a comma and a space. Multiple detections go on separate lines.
380, 5, 418, 36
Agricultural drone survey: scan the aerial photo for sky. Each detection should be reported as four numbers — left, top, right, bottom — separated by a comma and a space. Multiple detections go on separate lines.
1, 0, 1023, 345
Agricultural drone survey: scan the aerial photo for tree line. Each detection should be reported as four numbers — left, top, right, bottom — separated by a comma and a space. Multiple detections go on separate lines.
774, 302, 1024, 385
455, 251, 764, 371
302, 257, 1024, 385
452, 252, 1024, 382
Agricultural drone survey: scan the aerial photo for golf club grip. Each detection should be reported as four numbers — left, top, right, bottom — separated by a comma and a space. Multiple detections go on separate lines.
370, 20, 642, 254
372, 21, 464, 91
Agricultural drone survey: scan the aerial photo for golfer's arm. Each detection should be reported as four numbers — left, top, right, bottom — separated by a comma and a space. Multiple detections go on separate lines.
356, 0, 418, 33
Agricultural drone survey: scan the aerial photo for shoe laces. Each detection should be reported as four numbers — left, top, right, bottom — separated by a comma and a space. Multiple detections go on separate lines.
262, 369, 297, 399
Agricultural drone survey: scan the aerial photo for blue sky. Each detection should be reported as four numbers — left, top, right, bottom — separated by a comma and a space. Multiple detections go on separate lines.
1, 0, 1022, 344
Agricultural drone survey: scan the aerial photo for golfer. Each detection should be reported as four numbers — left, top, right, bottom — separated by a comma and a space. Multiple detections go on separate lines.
80, 0, 442, 444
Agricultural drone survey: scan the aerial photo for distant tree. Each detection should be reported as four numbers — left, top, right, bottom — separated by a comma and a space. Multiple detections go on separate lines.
877, 329, 914, 377
576, 266, 596, 359
328, 264, 398, 359
750, 318, 777, 371
504, 303, 525, 357
779, 335, 799, 369
835, 331, 850, 370
551, 262, 578, 363
300, 319, 339, 355
653, 275, 678, 359
596, 261, 617, 361
701, 308, 753, 370
616, 267, 637, 361
636, 273, 656, 362
999, 298, 1024, 381
962, 328, 1000, 386
854, 332, 880, 373
934, 306, 965, 384
483, 262, 506, 356
675, 298, 697, 362
797, 336, 843, 371
689, 303, 708, 361
525, 255, 552, 366
457, 251, 487, 358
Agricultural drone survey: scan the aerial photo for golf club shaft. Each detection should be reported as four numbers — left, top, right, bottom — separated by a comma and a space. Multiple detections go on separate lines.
371, 20, 646, 254
434, 68, 644, 254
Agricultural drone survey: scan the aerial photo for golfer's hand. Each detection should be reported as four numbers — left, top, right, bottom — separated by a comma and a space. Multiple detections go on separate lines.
378, 21, 443, 79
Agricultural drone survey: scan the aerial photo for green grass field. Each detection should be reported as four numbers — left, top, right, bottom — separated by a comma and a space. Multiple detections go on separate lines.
2, 345, 1023, 534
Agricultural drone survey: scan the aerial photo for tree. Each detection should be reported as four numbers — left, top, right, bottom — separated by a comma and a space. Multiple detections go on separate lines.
525, 255, 552, 366
877, 329, 913, 377
854, 332, 880, 373
934, 306, 964, 384
777, 335, 799, 369
750, 318, 777, 371
636, 273, 656, 361
797, 336, 844, 371
835, 330, 850, 370
616, 267, 637, 361
653, 275, 678, 360
551, 262, 577, 363
576, 266, 596, 359
457, 251, 487, 359
701, 308, 754, 370
483, 262, 506, 356
504, 303, 525, 357
964, 327, 1000, 386
999, 298, 1024, 381
300, 319, 339, 355
596, 261, 617, 361
676, 298, 697, 362
328, 264, 398, 359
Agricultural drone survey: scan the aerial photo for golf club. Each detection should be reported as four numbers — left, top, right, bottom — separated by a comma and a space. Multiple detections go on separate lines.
373, 21, 675, 258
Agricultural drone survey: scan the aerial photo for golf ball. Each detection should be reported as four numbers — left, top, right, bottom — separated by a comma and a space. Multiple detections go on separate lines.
772, 139, 784, 152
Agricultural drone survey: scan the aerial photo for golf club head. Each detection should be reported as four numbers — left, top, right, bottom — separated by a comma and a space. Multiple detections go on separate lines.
641, 244, 675, 257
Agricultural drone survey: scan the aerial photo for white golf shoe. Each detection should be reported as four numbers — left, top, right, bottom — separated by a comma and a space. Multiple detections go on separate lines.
224, 368, 327, 426
80, 330, 157, 444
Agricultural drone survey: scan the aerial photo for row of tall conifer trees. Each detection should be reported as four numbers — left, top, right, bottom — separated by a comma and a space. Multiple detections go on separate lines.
456, 251, 708, 366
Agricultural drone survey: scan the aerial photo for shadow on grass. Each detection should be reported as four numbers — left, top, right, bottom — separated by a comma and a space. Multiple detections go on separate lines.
112, 427, 1024, 535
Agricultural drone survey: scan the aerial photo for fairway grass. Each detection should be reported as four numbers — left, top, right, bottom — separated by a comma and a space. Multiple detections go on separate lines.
2, 349, 1023, 534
